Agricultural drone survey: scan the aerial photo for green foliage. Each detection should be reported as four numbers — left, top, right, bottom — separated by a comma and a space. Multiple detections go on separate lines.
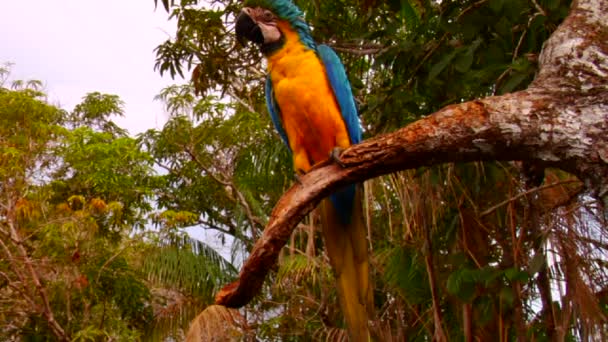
0, 69, 239, 340
144, 235, 237, 302
141, 84, 292, 247
0, 83, 64, 184
0, 77, 150, 339
153, 0, 570, 138
68, 92, 127, 135
51, 126, 154, 233
385, 246, 430, 304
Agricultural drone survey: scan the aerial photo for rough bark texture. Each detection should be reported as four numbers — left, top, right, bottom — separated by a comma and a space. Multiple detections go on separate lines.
215, 0, 608, 308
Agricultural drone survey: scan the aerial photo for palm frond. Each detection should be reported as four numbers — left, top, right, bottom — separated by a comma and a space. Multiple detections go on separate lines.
143, 235, 237, 301
275, 253, 330, 292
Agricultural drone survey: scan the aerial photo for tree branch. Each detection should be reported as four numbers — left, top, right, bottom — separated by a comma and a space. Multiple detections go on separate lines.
5, 219, 67, 340
479, 179, 581, 217
185, 147, 266, 233
216, 0, 608, 308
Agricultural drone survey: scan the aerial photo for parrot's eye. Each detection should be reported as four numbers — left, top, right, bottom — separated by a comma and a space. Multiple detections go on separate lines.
261, 10, 274, 21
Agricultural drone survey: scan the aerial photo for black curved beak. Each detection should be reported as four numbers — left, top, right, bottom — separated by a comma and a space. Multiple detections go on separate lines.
235, 10, 264, 46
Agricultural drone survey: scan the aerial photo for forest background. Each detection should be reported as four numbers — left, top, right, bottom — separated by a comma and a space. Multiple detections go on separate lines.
1, 0, 607, 341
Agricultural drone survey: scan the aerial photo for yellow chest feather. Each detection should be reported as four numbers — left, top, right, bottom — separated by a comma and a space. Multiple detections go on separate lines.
266, 21, 350, 172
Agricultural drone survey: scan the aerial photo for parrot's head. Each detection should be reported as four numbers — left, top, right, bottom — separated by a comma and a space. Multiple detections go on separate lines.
235, 0, 314, 54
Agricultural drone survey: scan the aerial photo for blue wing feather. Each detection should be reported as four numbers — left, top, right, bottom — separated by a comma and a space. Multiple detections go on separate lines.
265, 76, 291, 152
317, 45, 361, 224
317, 44, 362, 145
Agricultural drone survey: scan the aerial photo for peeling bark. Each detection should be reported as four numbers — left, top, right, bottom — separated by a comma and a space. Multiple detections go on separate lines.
215, 0, 608, 308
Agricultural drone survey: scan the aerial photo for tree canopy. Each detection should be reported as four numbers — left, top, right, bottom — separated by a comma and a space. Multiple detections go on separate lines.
0, 65, 235, 341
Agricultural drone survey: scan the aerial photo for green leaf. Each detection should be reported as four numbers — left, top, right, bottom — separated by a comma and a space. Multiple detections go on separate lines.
447, 268, 476, 301
447, 269, 463, 295
456, 37, 483, 73
459, 282, 476, 302
500, 287, 515, 307
498, 72, 529, 94
477, 267, 503, 287
505, 267, 529, 282
385, 247, 429, 304
529, 253, 546, 275
488, 0, 504, 13
427, 50, 457, 81
476, 296, 495, 325
541, 0, 561, 10
400, 0, 420, 29
454, 50, 473, 73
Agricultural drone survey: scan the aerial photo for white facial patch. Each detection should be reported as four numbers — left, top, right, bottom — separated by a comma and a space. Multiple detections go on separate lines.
258, 22, 282, 44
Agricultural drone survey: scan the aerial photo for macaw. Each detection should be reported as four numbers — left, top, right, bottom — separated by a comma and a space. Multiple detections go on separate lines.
235, 1, 373, 340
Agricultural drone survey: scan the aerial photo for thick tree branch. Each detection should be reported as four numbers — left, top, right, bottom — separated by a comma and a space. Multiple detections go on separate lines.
216, 0, 608, 308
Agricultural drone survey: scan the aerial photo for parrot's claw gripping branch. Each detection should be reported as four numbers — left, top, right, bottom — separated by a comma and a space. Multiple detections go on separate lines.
306, 147, 347, 174
330, 146, 347, 168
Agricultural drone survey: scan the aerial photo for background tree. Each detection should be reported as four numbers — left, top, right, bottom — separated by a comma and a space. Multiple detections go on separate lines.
0, 70, 152, 340
152, 0, 608, 340
0, 65, 236, 341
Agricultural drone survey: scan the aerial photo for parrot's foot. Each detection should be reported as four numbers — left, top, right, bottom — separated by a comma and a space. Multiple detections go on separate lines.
307, 147, 347, 172
330, 147, 347, 168
293, 172, 304, 185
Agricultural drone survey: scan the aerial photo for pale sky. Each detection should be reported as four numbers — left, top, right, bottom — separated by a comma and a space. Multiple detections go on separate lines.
1, 0, 181, 134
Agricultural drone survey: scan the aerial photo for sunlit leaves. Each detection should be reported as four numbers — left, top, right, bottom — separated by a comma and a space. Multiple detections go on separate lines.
0, 84, 64, 182
69, 92, 126, 135
0, 78, 162, 340
50, 127, 154, 232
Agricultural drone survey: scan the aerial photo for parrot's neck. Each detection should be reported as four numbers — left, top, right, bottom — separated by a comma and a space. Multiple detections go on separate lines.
261, 36, 285, 56
266, 21, 316, 72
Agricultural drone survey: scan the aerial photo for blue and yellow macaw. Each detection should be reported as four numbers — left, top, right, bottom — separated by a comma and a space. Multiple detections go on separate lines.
236, 1, 373, 340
